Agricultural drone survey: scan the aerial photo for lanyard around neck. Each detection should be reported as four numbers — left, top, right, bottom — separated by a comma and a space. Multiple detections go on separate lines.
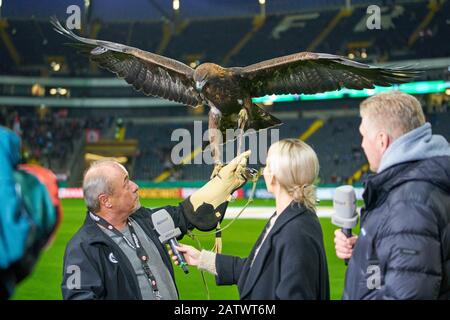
89, 211, 162, 299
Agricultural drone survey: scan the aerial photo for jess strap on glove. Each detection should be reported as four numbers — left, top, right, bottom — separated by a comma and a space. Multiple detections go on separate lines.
181, 150, 251, 231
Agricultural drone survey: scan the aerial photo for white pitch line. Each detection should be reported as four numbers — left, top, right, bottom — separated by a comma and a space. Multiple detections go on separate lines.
225, 206, 333, 219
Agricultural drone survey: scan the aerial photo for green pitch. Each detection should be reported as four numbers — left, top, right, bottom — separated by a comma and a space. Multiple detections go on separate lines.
12, 198, 356, 300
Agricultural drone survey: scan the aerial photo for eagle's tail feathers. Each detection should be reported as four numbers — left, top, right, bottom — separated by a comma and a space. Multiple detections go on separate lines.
247, 104, 282, 132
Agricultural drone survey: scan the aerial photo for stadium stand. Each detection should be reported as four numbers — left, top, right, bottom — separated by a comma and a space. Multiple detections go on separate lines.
0, 106, 111, 181
123, 105, 450, 183
1, 94, 449, 184
1, 1, 449, 74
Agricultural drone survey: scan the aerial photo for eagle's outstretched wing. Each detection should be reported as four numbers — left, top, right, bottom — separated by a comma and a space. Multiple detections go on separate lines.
239, 52, 420, 96
51, 17, 203, 107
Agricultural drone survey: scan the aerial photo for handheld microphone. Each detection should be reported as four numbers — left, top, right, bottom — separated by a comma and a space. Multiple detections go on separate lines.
332, 185, 359, 266
151, 209, 189, 274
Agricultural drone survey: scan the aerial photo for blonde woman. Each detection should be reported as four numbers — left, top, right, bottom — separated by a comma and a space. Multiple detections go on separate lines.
175, 139, 330, 300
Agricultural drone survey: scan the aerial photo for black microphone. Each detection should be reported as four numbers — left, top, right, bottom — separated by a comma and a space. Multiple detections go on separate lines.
332, 185, 359, 266
151, 209, 189, 274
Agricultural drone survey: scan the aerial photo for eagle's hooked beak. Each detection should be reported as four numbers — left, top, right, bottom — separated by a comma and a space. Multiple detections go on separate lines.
196, 80, 207, 92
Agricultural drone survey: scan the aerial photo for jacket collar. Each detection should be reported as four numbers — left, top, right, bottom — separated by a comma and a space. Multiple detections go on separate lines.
82, 211, 109, 244
82, 207, 145, 245
362, 163, 407, 212
362, 155, 450, 219
377, 123, 450, 173
82, 208, 176, 278
239, 201, 308, 299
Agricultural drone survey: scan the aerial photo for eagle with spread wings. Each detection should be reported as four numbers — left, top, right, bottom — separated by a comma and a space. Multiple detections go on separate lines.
51, 18, 418, 174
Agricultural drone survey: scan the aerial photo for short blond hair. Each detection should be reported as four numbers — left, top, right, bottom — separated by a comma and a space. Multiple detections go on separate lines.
360, 91, 425, 139
267, 139, 319, 212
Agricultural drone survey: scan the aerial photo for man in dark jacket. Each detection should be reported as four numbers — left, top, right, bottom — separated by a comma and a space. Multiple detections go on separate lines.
334, 91, 450, 299
62, 151, 251, 300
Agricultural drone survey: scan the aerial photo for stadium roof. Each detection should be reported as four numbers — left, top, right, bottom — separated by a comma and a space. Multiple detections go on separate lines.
2, 0, 378, 21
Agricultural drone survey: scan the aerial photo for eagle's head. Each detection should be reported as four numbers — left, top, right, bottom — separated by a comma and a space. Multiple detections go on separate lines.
193, 63, 225, 92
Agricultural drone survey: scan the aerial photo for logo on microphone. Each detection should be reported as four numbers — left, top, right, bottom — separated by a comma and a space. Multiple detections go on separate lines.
156, 217, 169, 226
334, 199, 347, 206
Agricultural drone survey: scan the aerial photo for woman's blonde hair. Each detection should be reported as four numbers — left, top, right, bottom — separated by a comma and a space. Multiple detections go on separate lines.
266, 138, 319, 212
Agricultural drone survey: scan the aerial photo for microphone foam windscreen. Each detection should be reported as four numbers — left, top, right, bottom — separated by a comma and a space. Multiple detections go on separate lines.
151, 209, 176, 235
332, 185, 358, 229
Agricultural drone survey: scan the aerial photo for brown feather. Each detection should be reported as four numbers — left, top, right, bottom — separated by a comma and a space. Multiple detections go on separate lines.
51, 17, 202, 107
240, 52, 420, 96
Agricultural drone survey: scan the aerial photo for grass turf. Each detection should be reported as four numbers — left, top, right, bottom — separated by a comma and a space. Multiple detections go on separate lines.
12, 198, 356, 300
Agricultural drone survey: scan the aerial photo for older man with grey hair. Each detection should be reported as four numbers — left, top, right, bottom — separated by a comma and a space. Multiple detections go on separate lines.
62, 151, 251, 300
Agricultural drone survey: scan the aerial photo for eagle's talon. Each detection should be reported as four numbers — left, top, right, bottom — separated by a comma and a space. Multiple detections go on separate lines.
237, 108, 249, 129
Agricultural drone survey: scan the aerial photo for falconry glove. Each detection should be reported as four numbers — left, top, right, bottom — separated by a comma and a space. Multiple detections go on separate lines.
181, 150, 251, 231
